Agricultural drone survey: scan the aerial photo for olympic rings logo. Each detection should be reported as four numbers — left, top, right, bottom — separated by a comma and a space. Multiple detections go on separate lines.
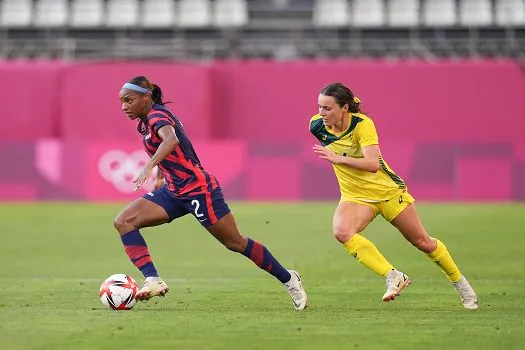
98, 150, 156, 193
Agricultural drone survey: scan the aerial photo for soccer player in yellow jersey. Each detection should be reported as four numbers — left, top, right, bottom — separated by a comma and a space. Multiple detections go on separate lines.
310, 82, 478, 309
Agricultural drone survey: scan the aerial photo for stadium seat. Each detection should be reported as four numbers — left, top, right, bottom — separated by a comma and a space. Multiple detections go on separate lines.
312, 0, 350, 27
178, 0, 212, 28
214, 0, 248, 28
0, 0, 33, 27
107, 0, 140, 27
70, 0, 105, 27
273, 0, 291, 9
387, 0, 420, 27
459, 0, 492, 26
143, 0, 176, 28
34, 0, 68, 27
495, 0, 525, 26
352, 0, 385, 27
422, 0, 456, 27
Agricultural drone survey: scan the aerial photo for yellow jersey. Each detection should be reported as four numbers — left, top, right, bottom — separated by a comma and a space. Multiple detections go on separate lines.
309, 113, 406, 201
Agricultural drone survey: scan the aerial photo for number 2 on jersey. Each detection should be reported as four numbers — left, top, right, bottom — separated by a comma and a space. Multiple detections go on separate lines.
191, 199, 204, 218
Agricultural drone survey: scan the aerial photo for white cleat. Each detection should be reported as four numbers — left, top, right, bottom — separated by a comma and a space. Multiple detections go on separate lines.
136, 278, 169, 301
452, 276, 479, 309
382, 269, 411, 302
284, 270, 308, 310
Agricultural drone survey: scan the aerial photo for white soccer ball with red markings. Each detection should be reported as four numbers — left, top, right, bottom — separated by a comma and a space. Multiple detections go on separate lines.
99, 274, 139, 310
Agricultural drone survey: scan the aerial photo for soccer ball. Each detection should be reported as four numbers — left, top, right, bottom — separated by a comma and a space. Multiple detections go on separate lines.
99, 274, 139, 310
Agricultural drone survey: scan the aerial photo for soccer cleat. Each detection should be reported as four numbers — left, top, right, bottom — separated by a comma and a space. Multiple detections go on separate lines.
452, 276, 479, 309
284, 270, 308, 310
135, 278, 169, 301
382, 269, 411, 302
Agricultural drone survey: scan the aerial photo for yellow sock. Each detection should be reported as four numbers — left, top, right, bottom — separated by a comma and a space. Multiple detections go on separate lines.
343, 234, 394, 277
426, 239, 461, 282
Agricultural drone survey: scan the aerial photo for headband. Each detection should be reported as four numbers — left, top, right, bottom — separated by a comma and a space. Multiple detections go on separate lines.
353, 96, 361, 103
121, 82, 151, 94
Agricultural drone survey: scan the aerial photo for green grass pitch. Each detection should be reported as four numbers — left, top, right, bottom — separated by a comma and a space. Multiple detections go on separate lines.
1, 202, 524, 349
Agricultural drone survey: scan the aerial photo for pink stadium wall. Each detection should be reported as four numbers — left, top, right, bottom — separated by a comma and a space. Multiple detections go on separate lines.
1, 62, 62, 140
1, 60, 524, 201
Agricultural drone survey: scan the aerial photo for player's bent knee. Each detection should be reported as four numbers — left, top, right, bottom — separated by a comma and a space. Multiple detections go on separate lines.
411, 236, 435, 253
113, 213, 138, 234
333, 226, 356, 244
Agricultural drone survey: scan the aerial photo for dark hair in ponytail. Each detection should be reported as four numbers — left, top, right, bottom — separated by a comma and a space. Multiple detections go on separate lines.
127, 76, 169, 105
320, 82, 363, 114
151, 84, 165, 105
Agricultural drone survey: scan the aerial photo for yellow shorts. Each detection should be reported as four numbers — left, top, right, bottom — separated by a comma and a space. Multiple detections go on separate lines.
341, 191, 415, 222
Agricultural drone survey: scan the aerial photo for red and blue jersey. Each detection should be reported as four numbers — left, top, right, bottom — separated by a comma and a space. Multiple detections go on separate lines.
140, 104, 218, 197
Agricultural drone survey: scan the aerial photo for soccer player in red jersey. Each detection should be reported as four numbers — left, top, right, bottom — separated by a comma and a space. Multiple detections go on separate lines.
115, 76, 307, 310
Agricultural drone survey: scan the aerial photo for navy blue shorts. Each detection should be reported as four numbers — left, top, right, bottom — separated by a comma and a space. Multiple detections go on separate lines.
142, 186, 231, 227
